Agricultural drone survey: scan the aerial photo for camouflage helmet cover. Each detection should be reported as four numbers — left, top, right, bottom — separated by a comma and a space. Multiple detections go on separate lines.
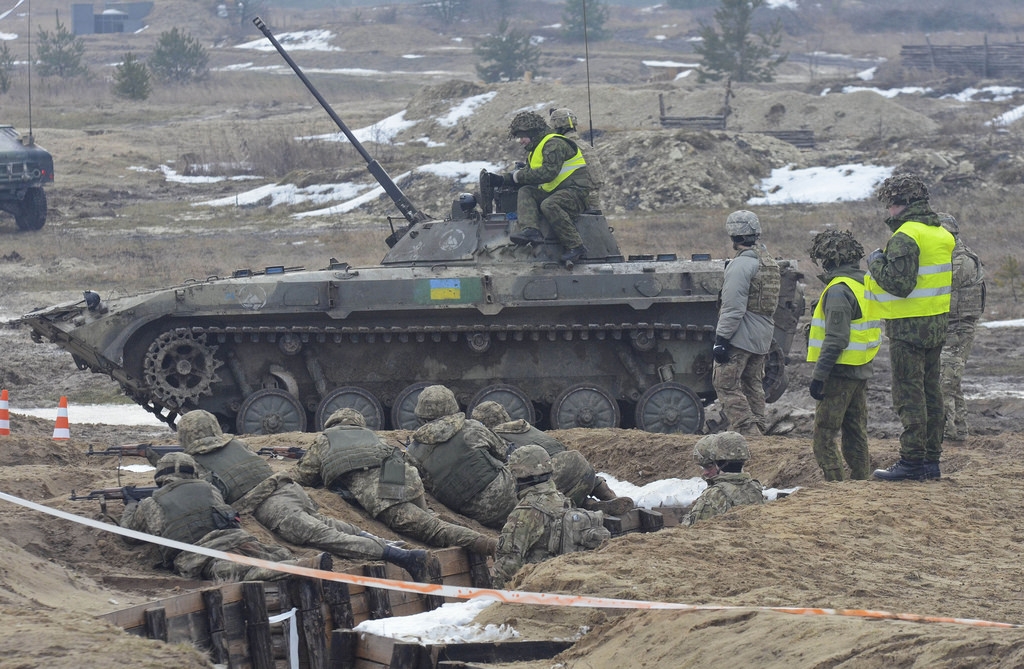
155, 451, 198, 486
937, 212, 960, 236
808, 229, 865, 269
725, 210, 762, 237
414, 385, 460, 420
470, 400, 512, 428
177, 409, 233, 454
325, 408, 367, 429
875, 174, 929, 207
507, 444, 553, 478
508, 111, 550, 140
548, 107, 578, 133
692, 431, 750, 467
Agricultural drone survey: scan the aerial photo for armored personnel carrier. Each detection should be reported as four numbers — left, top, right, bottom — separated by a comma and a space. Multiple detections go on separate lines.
0, 125, 53, 231
17, 19, 787, 435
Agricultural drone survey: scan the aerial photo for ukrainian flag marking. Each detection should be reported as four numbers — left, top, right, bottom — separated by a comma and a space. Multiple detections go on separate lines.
429, 278, 461, 300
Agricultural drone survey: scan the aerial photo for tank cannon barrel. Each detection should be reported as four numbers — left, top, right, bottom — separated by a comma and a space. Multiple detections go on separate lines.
252, 16, 429, 226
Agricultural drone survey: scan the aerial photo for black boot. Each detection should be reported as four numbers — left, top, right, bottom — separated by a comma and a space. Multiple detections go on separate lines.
510, 228, 544, 246
382, 545, 429, 581
560, 245, 587, 268
923, 461, 941, 480
872, 459, 927, 481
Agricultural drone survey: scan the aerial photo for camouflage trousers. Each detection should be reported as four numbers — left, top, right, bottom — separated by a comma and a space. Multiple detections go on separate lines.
516, 184, 587, 249
941, 318, 978, 441
890, 339, 944, 462
459, 468, 518, 529
175, 529, 296, 582
812, 376, 869, 480
712, 348, 767, 435
254, 482, 384, 560
551, 449, 597, 507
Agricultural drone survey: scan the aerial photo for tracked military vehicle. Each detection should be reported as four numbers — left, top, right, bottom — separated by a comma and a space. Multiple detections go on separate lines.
17, 18, 788, 435
0, 125, 53, 231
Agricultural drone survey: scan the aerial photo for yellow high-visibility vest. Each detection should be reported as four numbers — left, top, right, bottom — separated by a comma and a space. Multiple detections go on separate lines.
806, 276, 881, 366
864, 220, 954, 318
529, 133, 586, 192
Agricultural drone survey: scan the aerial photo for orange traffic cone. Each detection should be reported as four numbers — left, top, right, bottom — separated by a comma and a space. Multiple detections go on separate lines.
0, 389, 9, 436
52, 396, 70, 440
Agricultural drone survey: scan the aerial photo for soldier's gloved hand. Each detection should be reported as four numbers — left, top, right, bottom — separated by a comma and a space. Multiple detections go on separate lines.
712, 335, 730, 364
122, 486, 145, 503
868, 248, 883, 264
809, 379, 826, 401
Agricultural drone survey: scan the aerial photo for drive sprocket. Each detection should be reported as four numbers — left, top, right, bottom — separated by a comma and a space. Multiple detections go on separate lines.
143, 329, 223, 409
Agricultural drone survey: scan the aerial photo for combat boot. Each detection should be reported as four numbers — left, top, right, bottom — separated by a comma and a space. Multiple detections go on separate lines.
383, 545, 430, 581
294, 552, 334, 572
923, 461, 941, 481
510, 228, 544, 246
872, 459, 928, 482
560, 245, 587, 268
468, 535, 498, 557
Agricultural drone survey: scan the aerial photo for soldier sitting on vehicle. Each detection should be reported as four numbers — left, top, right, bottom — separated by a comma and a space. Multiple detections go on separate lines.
471, 400, 633, 515
683, 432, 765, 526
120, 452, 332, 581
291, 408, 497, 557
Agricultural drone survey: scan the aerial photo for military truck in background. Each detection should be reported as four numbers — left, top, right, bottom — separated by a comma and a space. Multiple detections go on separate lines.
0, 125, 53, 231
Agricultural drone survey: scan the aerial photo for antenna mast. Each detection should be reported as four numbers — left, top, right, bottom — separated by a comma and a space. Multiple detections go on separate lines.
583, 0, 595, 147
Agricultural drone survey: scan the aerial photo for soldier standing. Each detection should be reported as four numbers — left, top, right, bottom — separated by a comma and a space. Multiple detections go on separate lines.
866, 175, 955, 481
937, 213, 986, 442
176, 410, 430, 578
712, 210, 781, 436
470, 401, 633, 515
292, 408, 497, 557
806, 230, 880, 481
684, 432, 764, 525
492, 445, 610, 588
121, 452, 332, 581
406, 385, 518, 528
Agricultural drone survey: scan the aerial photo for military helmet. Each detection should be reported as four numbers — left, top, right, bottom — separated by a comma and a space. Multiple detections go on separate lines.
875, 174, 929, 207
471, 400, 512, 428
414, 385, 460, 421
508, 444, 553, 478
808, 229, 865, 269
154, 451, 198, 486
692, 431, 750, 468
548, 107, 578, 133
508, 111, 549, 140
725, 210, 762, 237
325, 408, 366, 429
177, 409, 232, 454
938, 212, 960, 236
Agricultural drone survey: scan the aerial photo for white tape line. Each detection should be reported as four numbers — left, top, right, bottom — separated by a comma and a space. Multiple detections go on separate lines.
267, 607, 299, 669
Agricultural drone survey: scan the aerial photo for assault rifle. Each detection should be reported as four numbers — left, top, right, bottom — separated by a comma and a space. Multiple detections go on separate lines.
86, 444, 182, 458
70, 485, 157, 502
256, 446, 306, 460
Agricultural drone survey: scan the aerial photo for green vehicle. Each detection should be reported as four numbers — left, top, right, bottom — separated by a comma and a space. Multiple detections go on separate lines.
0, 125, 53, 231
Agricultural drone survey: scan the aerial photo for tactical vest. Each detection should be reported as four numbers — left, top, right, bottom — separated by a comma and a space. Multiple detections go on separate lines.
744, 246, 781, 318
950, 239, 986, 320
410, 429, 502, 509
192, 439, 273, 504
496, 425, 567, 456
712, 477, 766, 508
321, 426, 392, 489
864, 221, 954, 318
529, 133, 586, 193
153, 479, 237, 563
806, 276, 881, 366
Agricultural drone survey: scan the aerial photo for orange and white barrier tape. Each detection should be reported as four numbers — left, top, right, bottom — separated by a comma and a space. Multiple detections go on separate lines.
0, 490, 1019, 629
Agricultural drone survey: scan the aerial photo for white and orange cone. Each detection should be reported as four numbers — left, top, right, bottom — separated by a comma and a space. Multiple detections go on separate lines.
0, 389, 9, 436
52, 396, 70, 440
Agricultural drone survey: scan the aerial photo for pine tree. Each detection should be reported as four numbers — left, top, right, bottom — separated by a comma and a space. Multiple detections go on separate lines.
112, 52, 152, 101
694, 0, 787, 83
562, 0, 610, 42
36, 19, 88, 79
474, 20, 542, 83
149, 28, 209, 84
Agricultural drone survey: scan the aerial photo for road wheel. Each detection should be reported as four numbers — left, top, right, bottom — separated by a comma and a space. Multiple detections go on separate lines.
15, 187, 46, 231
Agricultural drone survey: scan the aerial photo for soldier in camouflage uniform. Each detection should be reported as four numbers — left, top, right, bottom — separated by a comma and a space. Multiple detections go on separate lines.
712, 210, 781, 436
121, 452, 332, 581
177, 410, 430, 578
683, 432, 764, 526
937, 213, 986, 442
486, 110, 597, 267
806, 230, 880, 481
292, 408, 497, 557
471, 401, 633, 515
548, 107, 603, 212
866, 175, 955, 481
492, 445, 608, 588
406, 385, 517, 529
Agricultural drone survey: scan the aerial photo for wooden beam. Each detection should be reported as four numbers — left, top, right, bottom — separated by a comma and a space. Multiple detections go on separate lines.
202, 588, 230, 665
363, 565, 393, 619
143, 607, 167, 642
242, 581, 274, 669
329, 629, 359, 669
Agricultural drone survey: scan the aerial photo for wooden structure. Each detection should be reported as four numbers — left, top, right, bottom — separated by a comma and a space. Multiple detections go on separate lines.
900, 37, 1024, 79
657, 93, 816, 148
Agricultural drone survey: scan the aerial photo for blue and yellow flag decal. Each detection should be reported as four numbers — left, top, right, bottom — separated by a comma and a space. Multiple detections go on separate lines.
415, 278, 481, 304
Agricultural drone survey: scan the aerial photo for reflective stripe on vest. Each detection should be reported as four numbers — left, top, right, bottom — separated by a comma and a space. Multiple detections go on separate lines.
864, 220, 954, 318
806, 276, 881, 366
529, 133, 586, 193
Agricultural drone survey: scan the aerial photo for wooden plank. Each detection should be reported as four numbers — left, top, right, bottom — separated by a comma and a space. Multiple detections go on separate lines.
242, 581, 275, 669
439, 639, 576, 663
357, 632, 397, 665
100, 582, 243, 630
289, 577, 328, 669
638, 508, 664, 533
424, 555, 445, 611
466, 552, 491, 589
203, 588, 231, 665
323, 580, 355, 631
388, 642, 426, 669
144, 607, 167, 642
363, 565, 393, 619
329, 629, 359, 669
